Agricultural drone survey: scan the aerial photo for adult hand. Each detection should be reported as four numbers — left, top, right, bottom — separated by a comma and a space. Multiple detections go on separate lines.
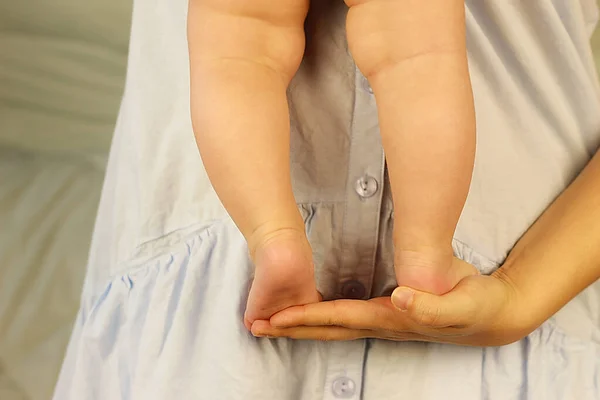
251, 258, 534, 346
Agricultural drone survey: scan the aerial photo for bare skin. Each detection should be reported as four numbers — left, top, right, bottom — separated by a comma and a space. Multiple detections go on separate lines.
345, 0, 478, 293
188, 0, 319, 330
188, 0, 477, 330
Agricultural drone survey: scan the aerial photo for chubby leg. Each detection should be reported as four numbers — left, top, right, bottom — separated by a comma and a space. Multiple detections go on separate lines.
345, 0, 478, 294
188, 0, 319, 329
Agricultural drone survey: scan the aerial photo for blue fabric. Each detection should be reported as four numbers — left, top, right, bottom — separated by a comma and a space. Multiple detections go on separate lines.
54, 219, 600, 399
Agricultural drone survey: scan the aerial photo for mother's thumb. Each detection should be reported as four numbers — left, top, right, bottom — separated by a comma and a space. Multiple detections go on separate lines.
391, 284, 476, 328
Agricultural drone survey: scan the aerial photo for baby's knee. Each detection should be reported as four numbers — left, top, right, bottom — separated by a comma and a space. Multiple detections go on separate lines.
189, 0, 309, 79
344, 0, 404, 76
345, 0, 465, 77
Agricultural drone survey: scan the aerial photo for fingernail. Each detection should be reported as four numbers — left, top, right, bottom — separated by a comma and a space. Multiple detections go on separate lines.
392, 288, 414, 311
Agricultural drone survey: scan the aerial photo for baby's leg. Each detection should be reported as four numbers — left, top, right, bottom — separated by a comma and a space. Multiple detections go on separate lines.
188, 0, 319, 329
345, 0, 478, 294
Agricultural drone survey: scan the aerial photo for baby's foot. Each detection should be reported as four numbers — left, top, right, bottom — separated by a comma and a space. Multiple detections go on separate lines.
394, 249, 478, 295
244, 228, 320, 331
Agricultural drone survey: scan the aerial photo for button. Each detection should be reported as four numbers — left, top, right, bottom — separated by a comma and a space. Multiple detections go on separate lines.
362, 77, 374, 94
355, 176, 378, 199
341, 280, 366, 299
332, 376, 356, 398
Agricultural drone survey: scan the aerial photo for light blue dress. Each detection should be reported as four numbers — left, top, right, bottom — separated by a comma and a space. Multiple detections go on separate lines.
54, 0, 600, 399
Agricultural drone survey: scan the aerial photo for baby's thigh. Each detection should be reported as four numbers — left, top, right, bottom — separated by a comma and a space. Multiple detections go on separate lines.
194, 0, 309, 27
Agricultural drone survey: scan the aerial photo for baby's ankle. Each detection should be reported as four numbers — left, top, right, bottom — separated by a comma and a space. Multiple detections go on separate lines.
394, 246, 454, 269
394, 247, 456, 295
248, 225, 310, 265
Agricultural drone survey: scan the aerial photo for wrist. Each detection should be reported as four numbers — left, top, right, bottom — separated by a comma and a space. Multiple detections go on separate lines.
491, 262, 551, 340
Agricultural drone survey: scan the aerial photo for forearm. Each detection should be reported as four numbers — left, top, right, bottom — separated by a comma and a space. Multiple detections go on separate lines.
499, 150, 600, 332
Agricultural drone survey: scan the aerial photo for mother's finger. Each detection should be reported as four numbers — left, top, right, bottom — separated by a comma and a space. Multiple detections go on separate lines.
251, 320, 459, 343
251, 320, 370, 341
269, 298, 401, 330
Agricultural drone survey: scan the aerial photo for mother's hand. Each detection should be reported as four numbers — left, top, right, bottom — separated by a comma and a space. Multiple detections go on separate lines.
251, 259, 533, 346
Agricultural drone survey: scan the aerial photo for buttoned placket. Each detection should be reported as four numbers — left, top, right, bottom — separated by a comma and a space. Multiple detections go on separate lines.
337, 67, 385, 302
322, 67, 385, 400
